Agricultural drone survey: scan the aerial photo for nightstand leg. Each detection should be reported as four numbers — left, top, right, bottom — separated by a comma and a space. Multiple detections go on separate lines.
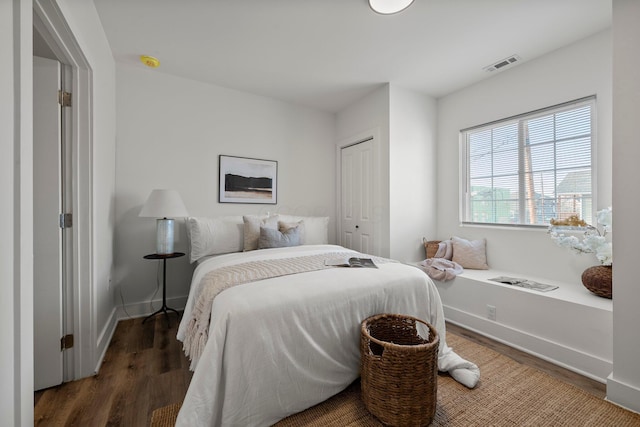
143, 305, 180, 327
142, 258, 181, 327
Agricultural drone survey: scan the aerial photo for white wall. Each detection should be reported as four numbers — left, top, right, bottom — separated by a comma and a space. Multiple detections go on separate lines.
389, 86, 438, 262
113, 64, 336, 314
1, 1, 33, 425
336, 84, 438, 262
437, 30, 612, 286
608, 0, 640, 413
433, 29, 614, 384
336, 85, 391, 257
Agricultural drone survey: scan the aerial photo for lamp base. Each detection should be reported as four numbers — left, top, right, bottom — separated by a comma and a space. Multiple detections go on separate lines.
156, 218, 174, 254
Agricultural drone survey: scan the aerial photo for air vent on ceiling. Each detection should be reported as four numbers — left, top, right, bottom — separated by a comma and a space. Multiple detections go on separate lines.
483, 54, 522, 72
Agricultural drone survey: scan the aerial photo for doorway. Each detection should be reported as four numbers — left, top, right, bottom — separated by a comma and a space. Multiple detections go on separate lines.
339, 136, 379, 255
32, 1, 96, 385
32, 55, 71, 390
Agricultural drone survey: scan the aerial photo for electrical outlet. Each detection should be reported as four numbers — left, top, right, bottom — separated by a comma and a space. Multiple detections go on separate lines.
487, 304, 496, 321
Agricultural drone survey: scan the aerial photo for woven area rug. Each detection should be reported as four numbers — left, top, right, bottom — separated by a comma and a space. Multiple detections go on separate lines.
150, 333, 640, 426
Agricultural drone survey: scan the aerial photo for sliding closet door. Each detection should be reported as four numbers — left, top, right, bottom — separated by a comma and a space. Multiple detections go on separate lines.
340, 139, 377, 254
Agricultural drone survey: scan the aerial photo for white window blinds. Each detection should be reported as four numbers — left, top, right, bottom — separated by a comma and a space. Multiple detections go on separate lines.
461, 96, 595, 226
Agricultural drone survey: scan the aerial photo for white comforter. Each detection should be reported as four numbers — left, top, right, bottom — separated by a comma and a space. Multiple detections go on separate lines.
176, 245, 476, 427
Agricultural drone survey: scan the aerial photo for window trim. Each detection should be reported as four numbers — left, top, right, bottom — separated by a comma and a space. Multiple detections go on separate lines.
459, 95, 597, 228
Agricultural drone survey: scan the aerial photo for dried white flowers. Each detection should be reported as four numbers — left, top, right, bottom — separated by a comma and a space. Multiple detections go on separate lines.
548, 207, 612, 266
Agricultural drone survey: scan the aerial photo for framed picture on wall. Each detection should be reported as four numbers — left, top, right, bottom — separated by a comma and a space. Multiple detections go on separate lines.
219, 155, 278, 204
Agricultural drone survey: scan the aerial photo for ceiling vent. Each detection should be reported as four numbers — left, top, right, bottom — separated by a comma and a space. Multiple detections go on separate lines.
484, 54, 522, 72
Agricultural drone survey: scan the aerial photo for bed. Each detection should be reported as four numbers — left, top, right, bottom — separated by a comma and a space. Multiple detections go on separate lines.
175, 215, 478, 427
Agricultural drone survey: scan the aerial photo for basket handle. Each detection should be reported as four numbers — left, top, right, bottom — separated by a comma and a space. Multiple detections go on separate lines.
368, 339, 384, 357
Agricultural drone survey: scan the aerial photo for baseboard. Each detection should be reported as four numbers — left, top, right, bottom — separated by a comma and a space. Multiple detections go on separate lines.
443, 304, 612, 383
95, 305, 118, 374
607, 374, 640, 414
115, 295, 188, 321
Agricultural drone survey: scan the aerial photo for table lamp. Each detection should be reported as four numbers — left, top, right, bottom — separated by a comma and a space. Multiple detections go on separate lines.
139, 189, 189, 254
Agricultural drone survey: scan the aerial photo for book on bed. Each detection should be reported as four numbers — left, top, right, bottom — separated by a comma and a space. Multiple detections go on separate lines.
324, 257, 378, 268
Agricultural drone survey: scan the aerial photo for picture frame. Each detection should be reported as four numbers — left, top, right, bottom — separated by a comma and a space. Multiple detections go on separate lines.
218, 155, 278, 204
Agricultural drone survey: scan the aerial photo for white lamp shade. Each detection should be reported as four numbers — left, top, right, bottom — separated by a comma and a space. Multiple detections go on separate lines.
369, 0, 414, 14
139, 189, 188, 218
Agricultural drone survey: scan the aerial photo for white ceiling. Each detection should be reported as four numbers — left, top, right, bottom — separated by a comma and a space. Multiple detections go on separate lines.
93, 0, 611, 113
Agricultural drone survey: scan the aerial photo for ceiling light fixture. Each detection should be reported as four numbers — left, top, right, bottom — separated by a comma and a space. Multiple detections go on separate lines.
140, 55, 160, 68
369, 0, 414, 15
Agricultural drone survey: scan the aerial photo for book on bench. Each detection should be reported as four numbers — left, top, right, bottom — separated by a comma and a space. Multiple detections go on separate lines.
324, 257, 378, 268
489, 276, 558, 292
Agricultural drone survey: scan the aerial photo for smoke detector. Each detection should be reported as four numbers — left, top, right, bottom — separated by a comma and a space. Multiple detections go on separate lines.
140, 55, 160, 68
484, 54, 521, 72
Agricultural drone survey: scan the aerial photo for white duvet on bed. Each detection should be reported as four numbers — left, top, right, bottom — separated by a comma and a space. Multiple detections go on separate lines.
176, 244, 476, 427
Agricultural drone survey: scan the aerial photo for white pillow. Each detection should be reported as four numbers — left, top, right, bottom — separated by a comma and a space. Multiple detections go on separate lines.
277, 215, 329, 245
243, 215, 279, 251
452, 236, 489, 270
186, 216, 244, 263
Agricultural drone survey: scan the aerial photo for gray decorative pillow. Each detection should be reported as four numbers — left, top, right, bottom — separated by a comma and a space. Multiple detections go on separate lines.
258, 225, 301, 249
452, 236, 488, 270
277, 215, 329, 244
278, 220, 305, 243
243, 215, 279, 251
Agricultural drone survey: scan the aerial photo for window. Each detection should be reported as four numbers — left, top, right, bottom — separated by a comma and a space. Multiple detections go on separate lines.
461, 97, 595, 227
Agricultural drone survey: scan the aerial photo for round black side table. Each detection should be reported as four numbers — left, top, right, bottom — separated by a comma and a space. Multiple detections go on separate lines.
142, 252, 185, 326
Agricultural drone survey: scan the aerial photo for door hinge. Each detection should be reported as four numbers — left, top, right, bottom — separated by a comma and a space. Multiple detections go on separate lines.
58, 90, 72, 107
59, 213, 72, 229
61, 334, 74, 351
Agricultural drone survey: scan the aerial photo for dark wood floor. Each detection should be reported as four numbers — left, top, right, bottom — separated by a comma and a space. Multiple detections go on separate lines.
34, 313, 192, 426
34, 315, 605, 426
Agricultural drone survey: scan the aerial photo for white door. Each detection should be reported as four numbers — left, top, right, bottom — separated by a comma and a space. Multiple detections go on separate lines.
340, 139, 377, 254
33, 56, 64, 390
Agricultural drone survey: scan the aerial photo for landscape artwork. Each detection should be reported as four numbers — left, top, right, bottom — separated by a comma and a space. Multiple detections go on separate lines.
219, 155, 277, 204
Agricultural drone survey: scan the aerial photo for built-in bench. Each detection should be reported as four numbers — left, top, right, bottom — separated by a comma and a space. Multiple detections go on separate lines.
432, 268, 612, 383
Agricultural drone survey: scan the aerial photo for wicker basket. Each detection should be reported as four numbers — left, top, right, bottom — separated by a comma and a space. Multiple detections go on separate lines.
581, 265, 612, 299
360, 313, 439, 427
423, 238, 441, 259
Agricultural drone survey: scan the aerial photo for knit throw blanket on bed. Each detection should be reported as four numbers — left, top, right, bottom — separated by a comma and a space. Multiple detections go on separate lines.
182, 252, 386, 369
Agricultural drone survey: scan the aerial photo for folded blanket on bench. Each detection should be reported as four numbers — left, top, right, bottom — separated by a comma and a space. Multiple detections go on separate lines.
420, 258, 463, 281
